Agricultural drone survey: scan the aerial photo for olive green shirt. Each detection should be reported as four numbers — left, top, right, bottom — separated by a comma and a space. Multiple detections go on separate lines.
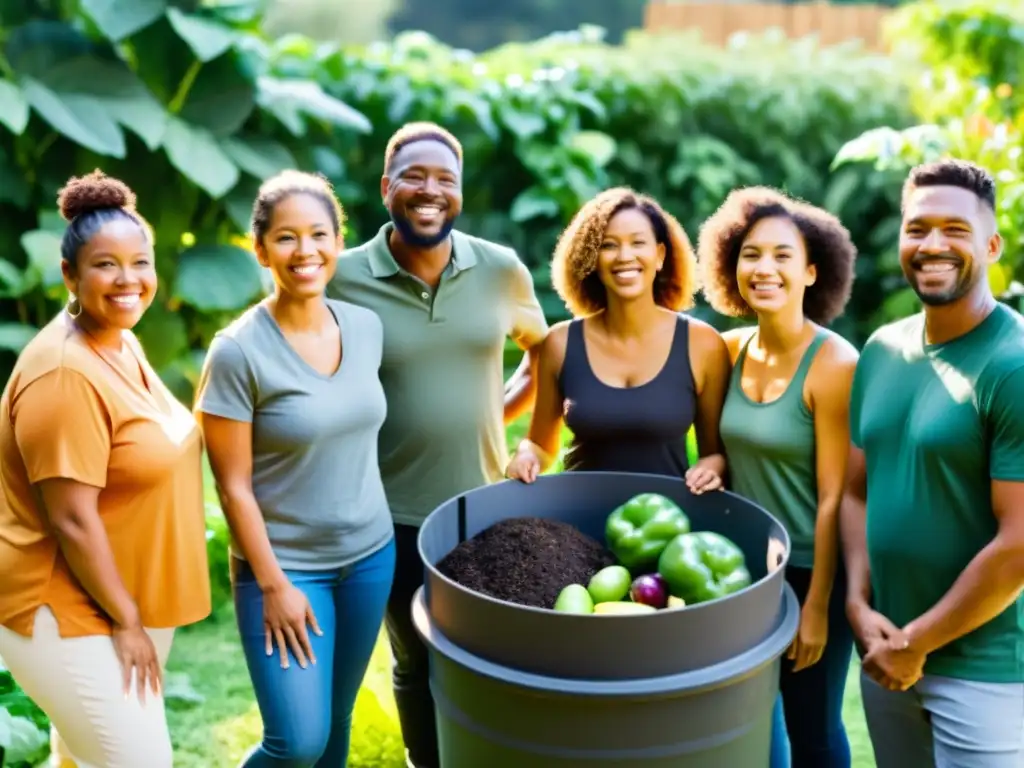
327, 223, 548, 527
851, 303, 1024, 683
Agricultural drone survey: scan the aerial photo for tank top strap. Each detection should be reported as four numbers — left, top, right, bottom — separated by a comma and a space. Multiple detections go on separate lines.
787, 328, 829, 398
668, 313, 691, 368
559, 318, 588, 381
731, 329, 758, 385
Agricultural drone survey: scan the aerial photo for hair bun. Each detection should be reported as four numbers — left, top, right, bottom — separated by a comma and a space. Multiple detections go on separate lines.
57, 170, 137, 222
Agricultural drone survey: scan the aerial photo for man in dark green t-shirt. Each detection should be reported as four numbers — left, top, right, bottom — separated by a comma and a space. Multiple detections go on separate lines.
328, 122, 548, 768
842, 158, 1024, 767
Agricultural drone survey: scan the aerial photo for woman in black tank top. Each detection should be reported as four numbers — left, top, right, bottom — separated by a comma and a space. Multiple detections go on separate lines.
505, 187, 731, 494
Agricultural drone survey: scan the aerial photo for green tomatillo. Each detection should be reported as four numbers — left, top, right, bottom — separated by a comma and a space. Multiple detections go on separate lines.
605, 493, 691, 571
657, 531, 752, 604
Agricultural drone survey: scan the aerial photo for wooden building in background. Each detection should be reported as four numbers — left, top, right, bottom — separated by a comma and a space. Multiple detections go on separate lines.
644, 1, 894, 51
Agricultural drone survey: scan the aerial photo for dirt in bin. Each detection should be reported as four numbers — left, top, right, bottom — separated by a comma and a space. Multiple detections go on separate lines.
437, 517, 616, 609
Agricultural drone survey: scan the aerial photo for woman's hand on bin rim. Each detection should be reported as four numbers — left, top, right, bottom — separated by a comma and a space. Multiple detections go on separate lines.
684, 455, 725, 494
505, 442, 541, 483
261, 579, 323, 670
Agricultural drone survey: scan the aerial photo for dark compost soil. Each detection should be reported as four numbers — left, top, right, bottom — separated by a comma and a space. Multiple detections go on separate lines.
437, 517, 616, 609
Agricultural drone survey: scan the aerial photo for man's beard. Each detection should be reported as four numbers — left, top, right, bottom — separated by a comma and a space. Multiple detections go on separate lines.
390, 210, 457, 249
908, 264, 974, 307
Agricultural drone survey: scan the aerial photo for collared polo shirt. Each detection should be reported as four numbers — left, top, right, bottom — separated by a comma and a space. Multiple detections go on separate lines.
327, 223, 548, 527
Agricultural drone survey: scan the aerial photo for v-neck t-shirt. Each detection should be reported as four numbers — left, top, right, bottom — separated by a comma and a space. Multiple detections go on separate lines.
0, 313, 211, 638
194, 299, 394, 571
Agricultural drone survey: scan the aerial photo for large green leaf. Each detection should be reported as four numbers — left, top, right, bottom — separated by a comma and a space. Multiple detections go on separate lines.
830, 126, 905, 171
28, 55, 168, 150
161, 117, 239, 198
0, 81, 29, 134
172, 243, 263, 312
0, 150, 30, 208
20, 229, 64, 288
166, 7, 236, 63
569, 131, 617, 168
134, 299, 189, 369
224, 176, 261, 233
0, 323, 39, 354
256, 76, 372, 136
509, 186, 559, 223
208, 0, 264, 26
179, 54, 256, 136
0, 258, 28, 299
221, 135, 296, 180
0, 707, 49, 764
20, 77, 126, 157
4, 20, 94, 76
80, 0, 167, 42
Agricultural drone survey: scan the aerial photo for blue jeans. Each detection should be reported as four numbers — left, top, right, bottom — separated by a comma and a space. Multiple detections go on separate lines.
770, 564, 854, 768
233, 538, 396, 767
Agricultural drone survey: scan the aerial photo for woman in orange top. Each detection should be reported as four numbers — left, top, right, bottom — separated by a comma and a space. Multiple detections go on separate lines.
0, 171, 211, 767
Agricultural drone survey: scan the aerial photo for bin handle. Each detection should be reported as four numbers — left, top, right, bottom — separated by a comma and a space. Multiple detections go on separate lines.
457, 495, 467, 544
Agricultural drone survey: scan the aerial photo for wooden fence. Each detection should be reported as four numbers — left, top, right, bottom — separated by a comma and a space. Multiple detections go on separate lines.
643, 1, 894, 51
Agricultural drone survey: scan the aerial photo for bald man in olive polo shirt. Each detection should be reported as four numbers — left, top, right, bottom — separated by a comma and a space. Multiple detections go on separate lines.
327, 121, 548, 768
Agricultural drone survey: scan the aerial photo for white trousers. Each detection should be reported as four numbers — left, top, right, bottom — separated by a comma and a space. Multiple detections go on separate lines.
0, 606, 175, 768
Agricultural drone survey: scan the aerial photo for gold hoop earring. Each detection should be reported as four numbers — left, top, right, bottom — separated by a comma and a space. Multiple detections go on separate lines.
66, 294, 82, 319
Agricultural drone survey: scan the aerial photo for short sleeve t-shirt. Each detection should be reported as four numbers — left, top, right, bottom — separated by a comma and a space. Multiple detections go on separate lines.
193, 299, 393, 571
851, 303, 1024, 682
328, 225, 549, 527
0, 314, 211, 638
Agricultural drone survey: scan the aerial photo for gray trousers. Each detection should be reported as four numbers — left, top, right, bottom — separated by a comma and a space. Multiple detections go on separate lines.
861, 670, 1024, 768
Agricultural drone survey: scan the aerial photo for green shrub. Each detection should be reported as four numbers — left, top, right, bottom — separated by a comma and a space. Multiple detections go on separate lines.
0, 664, 49, 767
204, 505, 234, 618
834, 0, 1024, 320
0, 2, 913, 403
309, 28, 915, 342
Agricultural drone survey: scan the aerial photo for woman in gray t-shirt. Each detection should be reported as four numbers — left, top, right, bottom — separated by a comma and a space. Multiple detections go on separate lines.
194, 170, 395, 767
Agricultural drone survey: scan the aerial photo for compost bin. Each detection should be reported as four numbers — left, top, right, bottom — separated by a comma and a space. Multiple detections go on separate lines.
413, 471, 800, 767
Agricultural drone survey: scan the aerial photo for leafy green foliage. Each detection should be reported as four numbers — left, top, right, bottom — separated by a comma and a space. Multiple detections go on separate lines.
0, 2, 914, 399
0, 0, 372, 397
204, 505, 234, 621
388, 0, 647, 51
834, 0, 1024, 316
309, 28, 913, 341
0, 658, 49, 767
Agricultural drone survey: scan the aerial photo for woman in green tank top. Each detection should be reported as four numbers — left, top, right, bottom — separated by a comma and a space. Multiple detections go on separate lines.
697, 187, 859, 768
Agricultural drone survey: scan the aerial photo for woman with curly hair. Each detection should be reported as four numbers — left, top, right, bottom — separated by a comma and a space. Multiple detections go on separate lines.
697, 186, 858, 768
0, 171, 211, 766
505, 187, 730, 492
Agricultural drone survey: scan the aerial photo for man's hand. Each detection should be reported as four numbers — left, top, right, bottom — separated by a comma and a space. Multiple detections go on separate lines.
862, 636, 926, 692
847, 600, 905, 655
847, 600, 923, 690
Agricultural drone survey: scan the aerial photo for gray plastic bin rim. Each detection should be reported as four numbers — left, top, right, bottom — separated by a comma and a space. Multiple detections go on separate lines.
418, 479, 793, 618
412, 582, 800, 699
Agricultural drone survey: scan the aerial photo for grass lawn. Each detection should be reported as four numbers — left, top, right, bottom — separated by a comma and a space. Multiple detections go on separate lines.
166, 413, 878, 766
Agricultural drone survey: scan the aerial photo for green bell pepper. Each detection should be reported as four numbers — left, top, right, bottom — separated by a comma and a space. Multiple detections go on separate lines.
657, 531, 752, 604
605, 493, 691, 571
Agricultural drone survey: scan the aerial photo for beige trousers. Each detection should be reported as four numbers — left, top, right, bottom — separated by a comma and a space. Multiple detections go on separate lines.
0, 606, 175, 768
